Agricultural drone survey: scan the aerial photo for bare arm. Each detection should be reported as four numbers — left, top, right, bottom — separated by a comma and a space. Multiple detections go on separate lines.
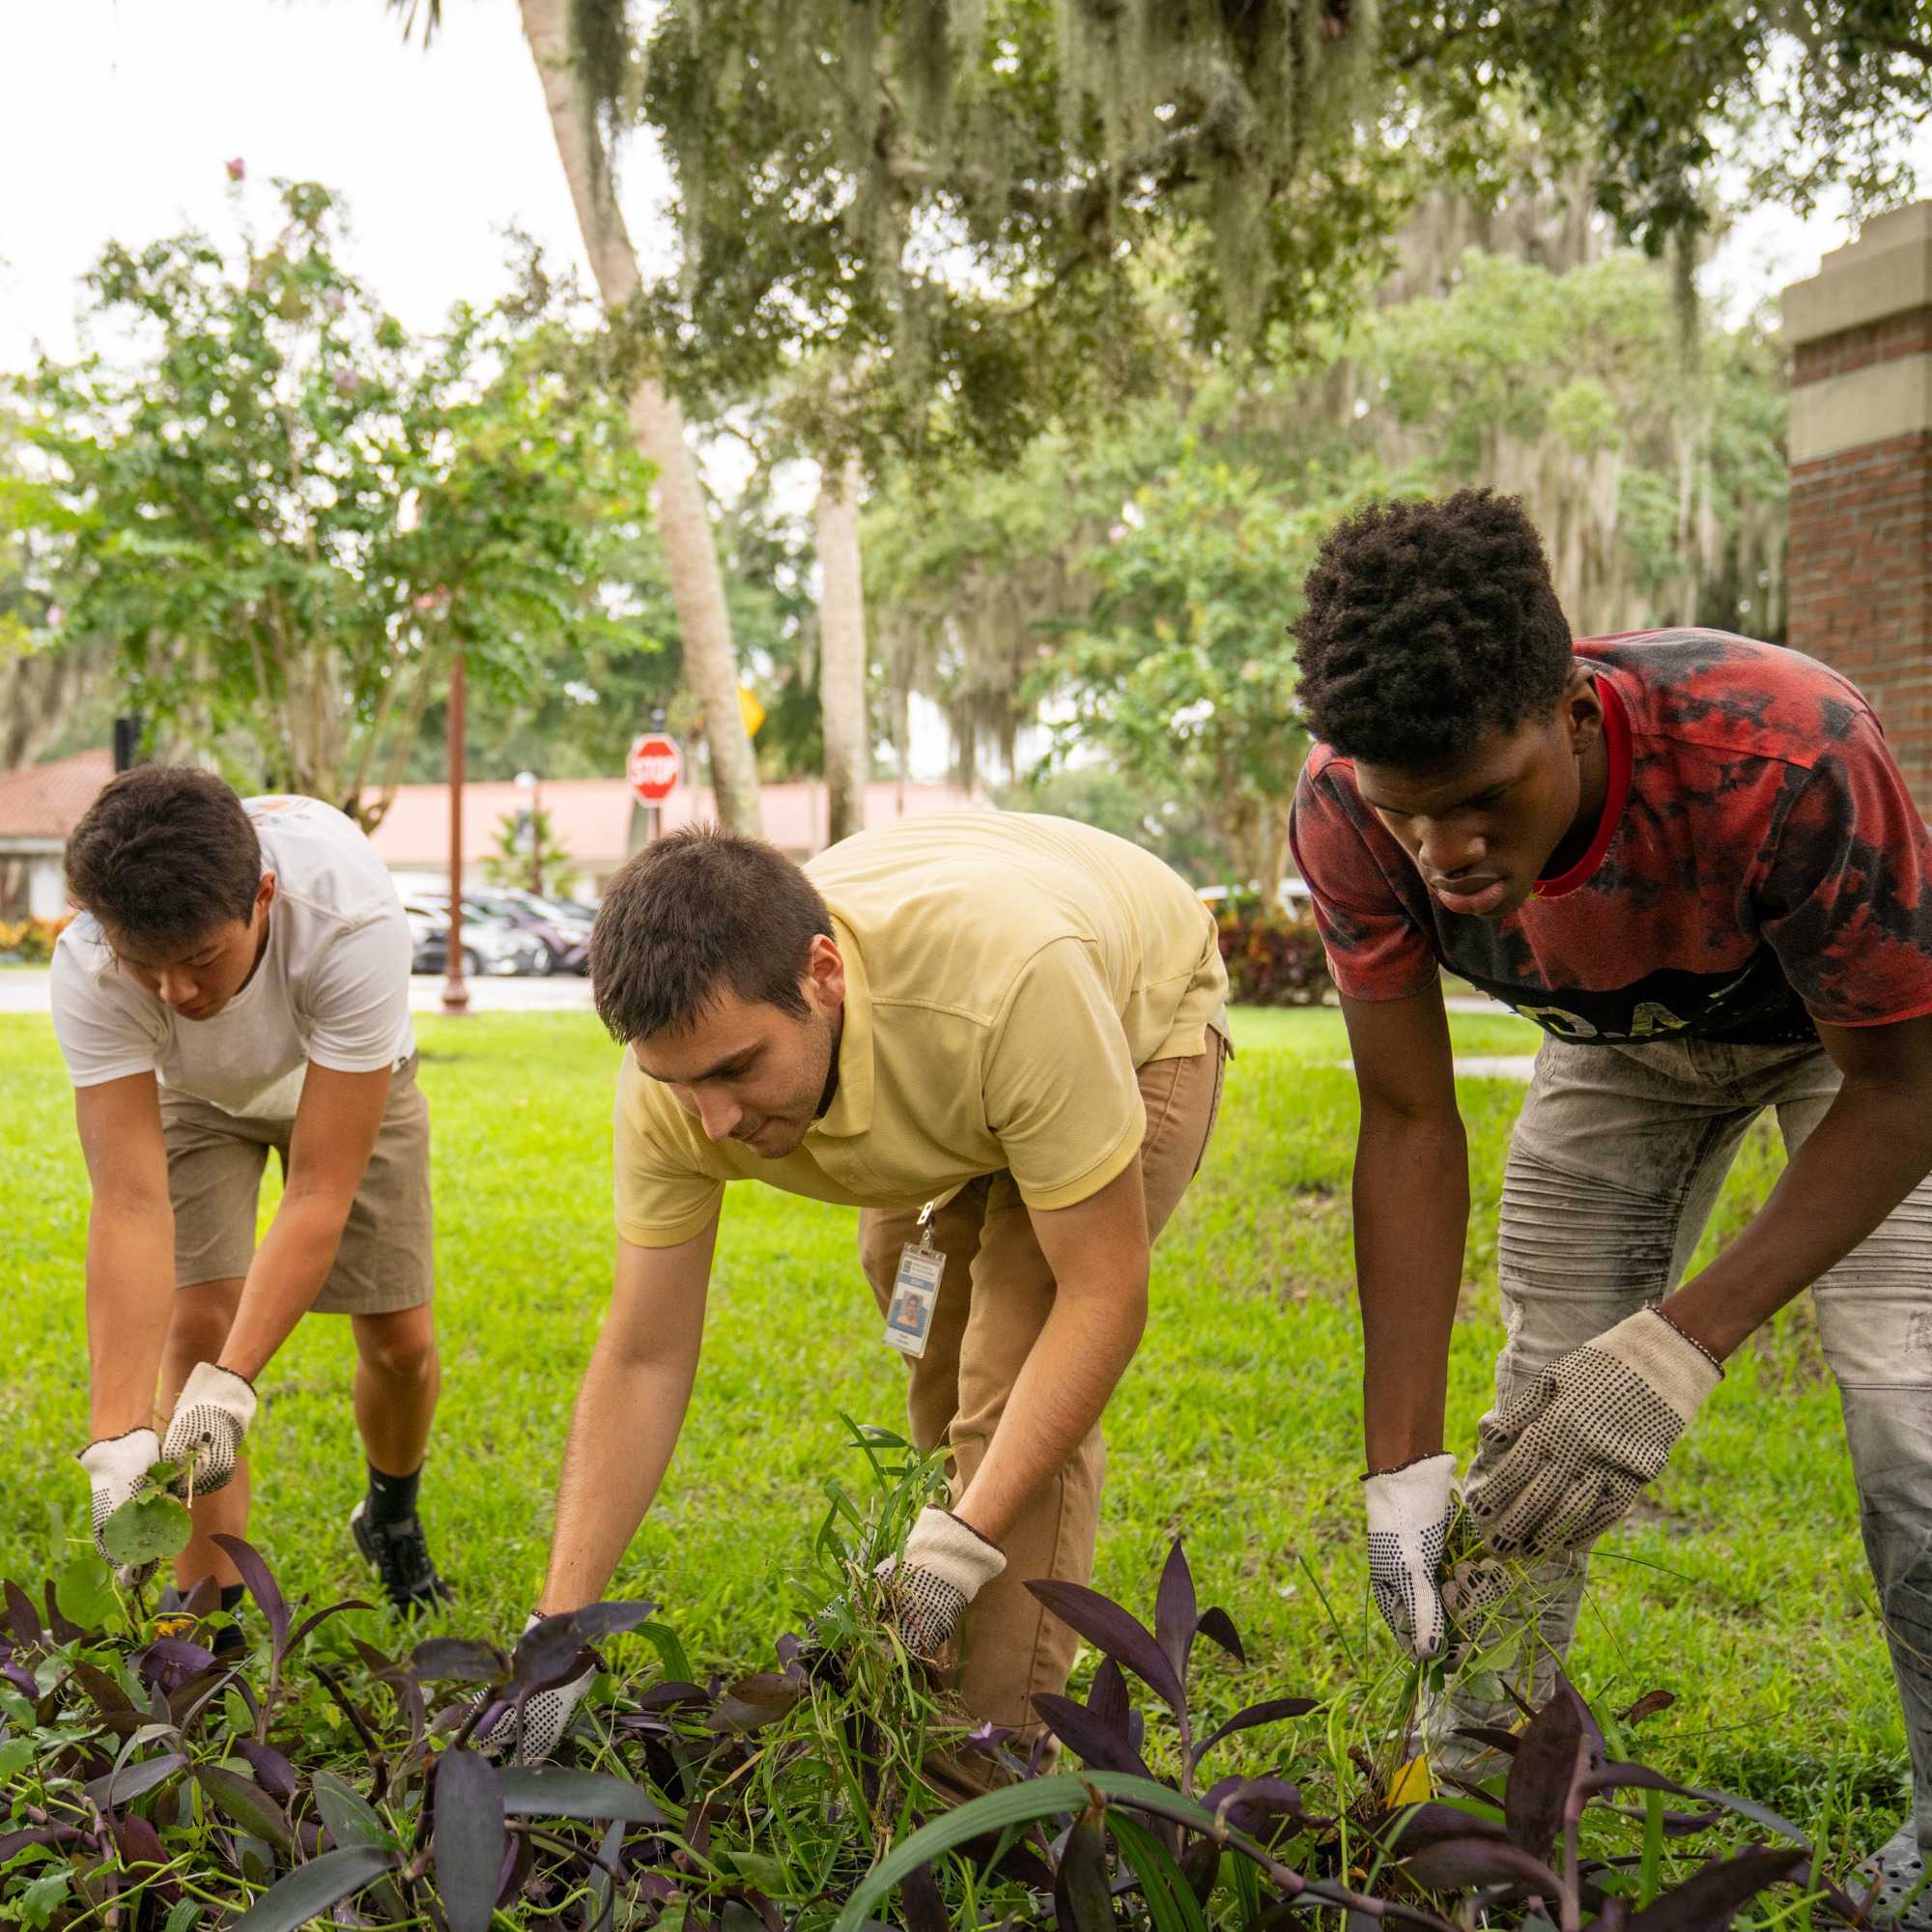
541, 1216, 718, 1612
74, 1073, 177, 1437
215, 1064, 392, 1381
1342, 988, 1470, 1473
1663, 1012, 1932, 1357
951, 1158, 1151, 1546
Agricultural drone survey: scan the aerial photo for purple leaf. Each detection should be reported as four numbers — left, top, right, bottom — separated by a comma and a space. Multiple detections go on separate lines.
1381, 1800, 1507, 1856
181, 1575, 222, 1619
1086, 1657, 1132, 1741
1202, 1775, 1311, 1841
1153, 1539, 1196, 1685
286, 1600, 372, 1650
84, 1750, 186, 1809
1025, 1579, 1184, 1712
900, 1860, 948, 1932
706, 1670, 804, 1735
223, 1844, 395, 1931
507, 1614, 595, 1699
70, 1657, 136, 1716
1621, 1690, 1677, 1724
573, 1600, 660, 1638
1031, 1692, 1155, 1778
1406, 1835, 1564, 1893
1192, 1695, 1319, 1763
0, 1661, 36, 1697
1054, 1804, 1114, 1932
435, 1747, 504, 1932
1452, 1725, 1522, 1757
3, 1579, 42, 1652
412, 1637, 505, 1683
1625, 1846, 1809, 1932
42, 1581, 81, 1645
140, 1636, 216, 1684
495, 1766, 665, 1824
235, 1740, 298, 1803
195, 1762, 295, 1852
1504, 1692, 1583, 1861
1192, 1605, 1246, 1666
0, 1827, 82, 1861
631, 1679, 710, 1711
212, 1535, 289, 1655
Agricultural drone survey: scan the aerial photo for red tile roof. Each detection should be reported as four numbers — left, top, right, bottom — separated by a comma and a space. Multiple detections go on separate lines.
0, 749, 113, 841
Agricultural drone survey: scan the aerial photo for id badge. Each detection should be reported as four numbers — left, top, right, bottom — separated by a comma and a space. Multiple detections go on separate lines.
884, 1205, 946, 1359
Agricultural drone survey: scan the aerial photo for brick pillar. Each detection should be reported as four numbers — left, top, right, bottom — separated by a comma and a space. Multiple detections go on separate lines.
1784, 203, 1932, 809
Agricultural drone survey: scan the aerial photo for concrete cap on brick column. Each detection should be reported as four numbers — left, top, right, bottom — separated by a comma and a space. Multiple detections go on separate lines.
1783, 201, 1932, 345
1785, 200, 1932, 463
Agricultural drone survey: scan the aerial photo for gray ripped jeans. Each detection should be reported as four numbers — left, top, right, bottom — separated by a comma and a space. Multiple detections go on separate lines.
1464, 1034, 1932, 1833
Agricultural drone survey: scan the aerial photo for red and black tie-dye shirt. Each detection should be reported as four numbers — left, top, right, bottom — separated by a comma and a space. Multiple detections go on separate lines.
1289, 630, 1932, 1045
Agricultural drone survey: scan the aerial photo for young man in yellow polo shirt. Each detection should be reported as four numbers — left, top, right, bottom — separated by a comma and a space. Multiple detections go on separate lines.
508, 814, 1228, 1764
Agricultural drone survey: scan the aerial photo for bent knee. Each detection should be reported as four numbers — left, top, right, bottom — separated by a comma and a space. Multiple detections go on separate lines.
353, 1309, 439, 1379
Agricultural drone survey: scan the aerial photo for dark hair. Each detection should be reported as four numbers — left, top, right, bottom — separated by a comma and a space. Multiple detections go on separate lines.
590, 825, 833, 1040
1292, 489, 1574, 766
65, 767, 263, 952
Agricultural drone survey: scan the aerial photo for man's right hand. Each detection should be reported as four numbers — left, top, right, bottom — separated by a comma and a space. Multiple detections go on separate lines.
77, 1428, 161, 1572
1362, 1452, 1456, 1659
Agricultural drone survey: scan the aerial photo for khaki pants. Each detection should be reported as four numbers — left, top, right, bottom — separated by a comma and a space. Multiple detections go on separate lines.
858, 1033, 1227, 1733
160, 1056, 434, 1314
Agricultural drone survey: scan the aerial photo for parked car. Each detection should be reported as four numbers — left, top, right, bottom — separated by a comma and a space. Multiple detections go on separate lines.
401, 899, 548, 978
407, 889, 588, 976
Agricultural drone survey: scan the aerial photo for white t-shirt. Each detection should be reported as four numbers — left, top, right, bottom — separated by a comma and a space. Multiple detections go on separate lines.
51, 794, 415, 1121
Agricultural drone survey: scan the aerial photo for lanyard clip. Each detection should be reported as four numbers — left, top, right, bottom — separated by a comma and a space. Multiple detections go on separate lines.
914, 1200, 940, 1255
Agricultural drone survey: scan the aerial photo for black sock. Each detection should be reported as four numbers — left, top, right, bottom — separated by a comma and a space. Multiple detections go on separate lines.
366, 1463, 422, 1527
220, 1584, 245, 1615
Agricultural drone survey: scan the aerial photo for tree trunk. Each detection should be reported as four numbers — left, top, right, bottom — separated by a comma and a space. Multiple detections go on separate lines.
814, 452, 869, 843
515, 0, 762, 838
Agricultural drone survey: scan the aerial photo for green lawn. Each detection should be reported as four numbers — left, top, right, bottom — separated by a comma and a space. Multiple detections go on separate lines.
0, 1006, 1903, 1861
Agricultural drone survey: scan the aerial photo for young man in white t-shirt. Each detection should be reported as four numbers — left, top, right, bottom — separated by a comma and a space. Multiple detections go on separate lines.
53, 768, 449, 1615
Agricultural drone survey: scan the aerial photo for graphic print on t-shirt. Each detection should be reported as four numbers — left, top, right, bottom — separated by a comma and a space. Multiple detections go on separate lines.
1290, 630, 1932, 1045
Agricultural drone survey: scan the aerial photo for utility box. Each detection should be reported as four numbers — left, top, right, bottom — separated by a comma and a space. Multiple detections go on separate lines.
1785, 202, 1932, 810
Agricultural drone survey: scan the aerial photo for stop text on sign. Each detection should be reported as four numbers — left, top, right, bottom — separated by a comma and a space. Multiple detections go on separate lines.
627, 733, 682, 804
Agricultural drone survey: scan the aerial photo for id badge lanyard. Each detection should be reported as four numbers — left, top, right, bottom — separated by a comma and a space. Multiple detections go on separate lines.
883, 1202, 946, 1359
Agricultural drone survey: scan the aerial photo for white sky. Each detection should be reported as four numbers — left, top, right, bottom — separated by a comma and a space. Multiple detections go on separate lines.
0, 1, 1918, 781
0, 0, 668, 369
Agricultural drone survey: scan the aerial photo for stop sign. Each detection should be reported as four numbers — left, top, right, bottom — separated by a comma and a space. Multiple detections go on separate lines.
627, 732, 682, 804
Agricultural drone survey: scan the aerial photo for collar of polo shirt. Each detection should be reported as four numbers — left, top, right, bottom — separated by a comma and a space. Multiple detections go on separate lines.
810, 911, 873, 1140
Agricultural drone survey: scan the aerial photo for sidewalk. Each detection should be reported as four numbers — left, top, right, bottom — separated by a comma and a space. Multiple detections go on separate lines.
0, 968, 599, 1016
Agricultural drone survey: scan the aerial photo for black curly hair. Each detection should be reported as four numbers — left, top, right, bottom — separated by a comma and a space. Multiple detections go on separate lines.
1292, 490, 1574, 766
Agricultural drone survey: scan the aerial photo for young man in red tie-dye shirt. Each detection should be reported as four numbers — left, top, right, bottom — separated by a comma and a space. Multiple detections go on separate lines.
1290, 489, 1932, 1920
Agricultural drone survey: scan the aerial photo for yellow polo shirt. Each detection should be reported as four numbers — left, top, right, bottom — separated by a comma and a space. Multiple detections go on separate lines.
612, 812, 1227, 1247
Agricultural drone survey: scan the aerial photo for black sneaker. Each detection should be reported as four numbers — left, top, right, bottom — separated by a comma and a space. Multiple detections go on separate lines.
351, 1500, 454, 1613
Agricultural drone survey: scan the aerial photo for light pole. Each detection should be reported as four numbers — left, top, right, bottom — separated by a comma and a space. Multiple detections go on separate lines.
442, 652, 469, 1016
514, 768, 543, 896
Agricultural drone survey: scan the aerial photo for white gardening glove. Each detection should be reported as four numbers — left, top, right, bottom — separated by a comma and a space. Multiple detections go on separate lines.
1362, 1453, 1455, 1660
159, 1363, 257, 1499
78, 1429, 163, 1582
1468, 1308, 1722, 1559
876, 1507, 1007, 1661
476, 1616, 599, 1765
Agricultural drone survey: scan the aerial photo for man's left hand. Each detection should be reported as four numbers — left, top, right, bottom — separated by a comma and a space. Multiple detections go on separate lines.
876, 1507, 1007, 1661
160, 1363, 257, 1497
1468, 1308, 1721, 1557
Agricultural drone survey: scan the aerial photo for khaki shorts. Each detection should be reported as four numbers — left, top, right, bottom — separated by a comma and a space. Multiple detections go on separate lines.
160, 1055, 434, 1316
